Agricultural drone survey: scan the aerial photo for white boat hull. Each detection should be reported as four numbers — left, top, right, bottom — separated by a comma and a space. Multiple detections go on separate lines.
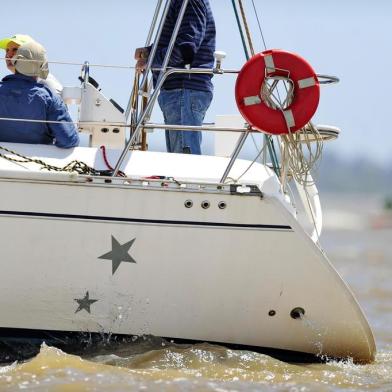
0, 144, 376, 363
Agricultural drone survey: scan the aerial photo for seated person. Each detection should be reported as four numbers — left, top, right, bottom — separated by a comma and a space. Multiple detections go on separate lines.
0, 40, 79, 148
0, 34, 62, 95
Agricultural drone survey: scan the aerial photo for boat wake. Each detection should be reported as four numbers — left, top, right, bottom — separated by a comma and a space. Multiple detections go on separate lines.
0, 343, 391, 391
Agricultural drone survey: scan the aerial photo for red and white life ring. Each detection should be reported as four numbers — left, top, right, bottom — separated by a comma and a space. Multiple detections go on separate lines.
235, 49, 320, 135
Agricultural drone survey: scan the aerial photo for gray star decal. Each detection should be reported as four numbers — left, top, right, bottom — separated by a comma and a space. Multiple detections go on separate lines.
98, 235, 137, 275
74, 291, 98, 314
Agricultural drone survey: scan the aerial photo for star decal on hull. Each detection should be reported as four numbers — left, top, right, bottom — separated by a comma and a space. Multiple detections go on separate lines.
98, 235, 137, 275
74, 291, 98, 314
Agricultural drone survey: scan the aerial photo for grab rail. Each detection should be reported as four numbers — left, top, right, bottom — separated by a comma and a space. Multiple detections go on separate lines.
113, 67, 213, 176
125, 0, 170, 120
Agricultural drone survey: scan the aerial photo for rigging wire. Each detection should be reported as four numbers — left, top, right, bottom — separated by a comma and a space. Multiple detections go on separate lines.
235, 0, 265, 162
233, 0, 281, 171
231, 0, 250, 60
228, 141, 268, 183
237, 0, 255, 56
246, 0, 323, 186
251, 0, 268, 51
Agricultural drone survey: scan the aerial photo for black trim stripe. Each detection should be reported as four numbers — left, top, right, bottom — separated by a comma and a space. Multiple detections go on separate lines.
0, 327, 328, 364
0, 210, 292, 231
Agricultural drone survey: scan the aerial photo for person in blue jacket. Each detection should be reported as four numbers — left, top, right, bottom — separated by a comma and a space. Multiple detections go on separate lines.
135, 0, 216, 155
0, 40, 79, 148
0, 34, 63, 95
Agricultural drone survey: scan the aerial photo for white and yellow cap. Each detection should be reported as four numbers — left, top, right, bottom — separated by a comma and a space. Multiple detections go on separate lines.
12, 41, 49, 79
0, 34, 34, 49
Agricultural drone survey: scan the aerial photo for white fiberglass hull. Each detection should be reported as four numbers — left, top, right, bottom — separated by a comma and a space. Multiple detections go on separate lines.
0, 144, 375, 363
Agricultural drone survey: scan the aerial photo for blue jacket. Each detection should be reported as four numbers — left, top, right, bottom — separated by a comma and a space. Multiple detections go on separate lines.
0, 73, 79, 148
153, 0, 216, 92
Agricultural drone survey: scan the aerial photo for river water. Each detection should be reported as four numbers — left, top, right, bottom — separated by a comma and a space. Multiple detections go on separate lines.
0, 193, 391, 391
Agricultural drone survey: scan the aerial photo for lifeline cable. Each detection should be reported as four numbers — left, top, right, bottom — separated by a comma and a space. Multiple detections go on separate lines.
251, 0, 268, 51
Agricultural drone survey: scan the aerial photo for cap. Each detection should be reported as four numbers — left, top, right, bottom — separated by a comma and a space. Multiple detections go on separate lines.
0, 34, 34, 49
13, 41, 49, 79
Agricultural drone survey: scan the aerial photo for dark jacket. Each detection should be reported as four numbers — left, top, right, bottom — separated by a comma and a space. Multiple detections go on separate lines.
152, 0, 216, 92
0, 73, 79, 148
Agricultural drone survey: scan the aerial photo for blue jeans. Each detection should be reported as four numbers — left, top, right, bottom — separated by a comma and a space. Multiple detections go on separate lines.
158, 88, 213, 154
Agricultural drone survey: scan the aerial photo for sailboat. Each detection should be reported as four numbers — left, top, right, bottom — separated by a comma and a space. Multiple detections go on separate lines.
0, 0, 375, 364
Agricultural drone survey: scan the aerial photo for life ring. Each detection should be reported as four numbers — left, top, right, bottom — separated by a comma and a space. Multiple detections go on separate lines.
235, 49, 320, 135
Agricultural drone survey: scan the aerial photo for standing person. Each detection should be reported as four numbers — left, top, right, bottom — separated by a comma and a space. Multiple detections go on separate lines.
0, 41, 79, 148
135, 0, 216, 155
0, 34, 63, 95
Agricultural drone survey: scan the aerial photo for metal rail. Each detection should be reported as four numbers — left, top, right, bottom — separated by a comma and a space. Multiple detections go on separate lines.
125, 0, 171, 120
115, 0, 339, 182
317, 74, 340, 84
114, 0, 190, 175
220, 130, 250, 183
145, 0, 165, 46
113, 67, 216, 176
114, 0, 266, 178
219, 0, 255, 183
143, 123, 252, 133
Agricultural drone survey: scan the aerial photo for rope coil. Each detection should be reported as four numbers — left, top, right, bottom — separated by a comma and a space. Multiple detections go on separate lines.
0, 145, 118, 176
261, 76, 323, 185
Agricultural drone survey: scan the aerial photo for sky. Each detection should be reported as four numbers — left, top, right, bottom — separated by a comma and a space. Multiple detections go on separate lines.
1, 0, 391, 164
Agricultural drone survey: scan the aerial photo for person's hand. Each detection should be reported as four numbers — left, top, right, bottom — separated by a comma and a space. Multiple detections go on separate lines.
136, 58, 147, 73
134, 47, 150, 73
134, 47, 150, 60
